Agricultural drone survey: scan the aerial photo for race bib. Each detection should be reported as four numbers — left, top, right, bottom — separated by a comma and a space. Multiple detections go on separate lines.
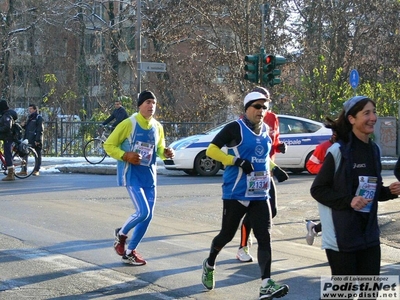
133, 141, 154, 166
354, 176, 377, 213
245, 171, 270, 197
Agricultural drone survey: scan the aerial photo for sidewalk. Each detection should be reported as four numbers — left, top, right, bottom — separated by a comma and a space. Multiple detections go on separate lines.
40, 157, 174, 175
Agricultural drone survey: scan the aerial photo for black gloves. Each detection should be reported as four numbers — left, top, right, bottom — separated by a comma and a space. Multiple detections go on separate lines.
277, 142, 287, 154
234, 158, 254, 174
273, 166, 289, 182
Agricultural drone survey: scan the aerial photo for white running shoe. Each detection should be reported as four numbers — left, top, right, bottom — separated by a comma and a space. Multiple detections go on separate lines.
306, 221, 318, 245
236, 246, 253, 262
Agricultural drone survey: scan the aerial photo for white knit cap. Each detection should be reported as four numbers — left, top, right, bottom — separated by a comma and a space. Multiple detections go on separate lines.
243, 92, 268, 110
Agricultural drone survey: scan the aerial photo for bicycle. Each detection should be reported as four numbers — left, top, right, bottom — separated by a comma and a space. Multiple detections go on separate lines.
83, 125, 112, 164
0, 140, 39, 179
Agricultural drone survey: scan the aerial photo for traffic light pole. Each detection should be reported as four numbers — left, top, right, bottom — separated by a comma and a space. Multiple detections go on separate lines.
136, 0, 142, 97
260, 3, 269, 50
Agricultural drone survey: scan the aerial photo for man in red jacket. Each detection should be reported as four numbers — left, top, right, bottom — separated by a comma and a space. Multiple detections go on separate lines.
306, 132, 337, 175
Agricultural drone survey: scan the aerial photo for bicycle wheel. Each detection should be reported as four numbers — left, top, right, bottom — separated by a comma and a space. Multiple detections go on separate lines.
84, 138, 107, 164
13, 147, 38, 179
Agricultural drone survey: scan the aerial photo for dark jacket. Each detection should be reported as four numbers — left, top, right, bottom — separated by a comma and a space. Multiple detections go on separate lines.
0, 109, 18, 141
23, 112, 44, 145
394, 157, 400, 181
102, 106, 129, 129
311, 134, 397, 252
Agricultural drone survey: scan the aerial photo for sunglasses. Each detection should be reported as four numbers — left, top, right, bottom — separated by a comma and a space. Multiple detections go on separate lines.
250, 104, 268, 110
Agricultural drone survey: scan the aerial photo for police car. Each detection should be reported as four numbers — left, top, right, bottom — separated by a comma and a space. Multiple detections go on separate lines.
163, 115, 332, 176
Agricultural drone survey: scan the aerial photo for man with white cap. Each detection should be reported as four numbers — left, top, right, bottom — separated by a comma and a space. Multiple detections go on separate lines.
201, 91, 289, 299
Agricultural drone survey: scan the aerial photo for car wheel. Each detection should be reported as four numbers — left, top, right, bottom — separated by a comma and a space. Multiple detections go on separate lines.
194, 151, 222, 176
183, 169, 198, 176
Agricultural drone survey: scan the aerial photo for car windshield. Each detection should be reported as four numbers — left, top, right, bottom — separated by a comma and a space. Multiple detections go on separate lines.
279, 117, 321, 134
202, 121, 233, 135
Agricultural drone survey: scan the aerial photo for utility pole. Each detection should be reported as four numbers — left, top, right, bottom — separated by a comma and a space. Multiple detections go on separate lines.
260, 3, 269, 50
136, 0, 142, 97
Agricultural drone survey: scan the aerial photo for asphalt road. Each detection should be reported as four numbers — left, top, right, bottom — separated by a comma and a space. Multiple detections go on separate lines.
0, 160, 399, 300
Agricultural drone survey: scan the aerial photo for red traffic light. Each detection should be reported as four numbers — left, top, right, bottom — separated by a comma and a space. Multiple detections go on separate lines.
265, 55, 273, 64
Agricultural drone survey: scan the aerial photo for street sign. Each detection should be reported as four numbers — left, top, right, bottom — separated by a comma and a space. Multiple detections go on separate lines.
140, 62, 166, 72
349, 69, 359, 88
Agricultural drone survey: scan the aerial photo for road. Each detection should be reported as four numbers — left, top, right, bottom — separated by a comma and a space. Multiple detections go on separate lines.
0, 169, 399, 299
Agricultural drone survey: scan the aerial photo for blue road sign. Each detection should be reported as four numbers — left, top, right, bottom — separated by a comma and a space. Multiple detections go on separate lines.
349, 69, 359, 88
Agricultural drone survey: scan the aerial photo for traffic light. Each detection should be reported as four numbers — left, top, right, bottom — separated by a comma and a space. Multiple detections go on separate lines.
244, 55, 259, 83
261, 54, 275, 85
261, 54, 287, 87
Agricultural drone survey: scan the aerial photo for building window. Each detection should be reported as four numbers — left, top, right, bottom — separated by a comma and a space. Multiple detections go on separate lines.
89, 66, 101, 86
85, 33, 104, 55
122, 27, 135, 50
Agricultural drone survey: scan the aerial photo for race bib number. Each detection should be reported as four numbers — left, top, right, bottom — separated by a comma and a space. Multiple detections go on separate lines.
133, 141, 154, 166
354, 176, 377, 213
245, 171, 270, 197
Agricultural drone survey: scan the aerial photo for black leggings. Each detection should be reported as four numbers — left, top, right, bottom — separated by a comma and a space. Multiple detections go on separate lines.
207, 200, 272, 279
240, 180, 275, 247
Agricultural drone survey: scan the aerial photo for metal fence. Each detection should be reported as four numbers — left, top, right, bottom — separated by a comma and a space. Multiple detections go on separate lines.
41, 120, 214, 157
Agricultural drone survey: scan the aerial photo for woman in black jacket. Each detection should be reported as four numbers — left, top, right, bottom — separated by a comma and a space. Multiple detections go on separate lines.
311, 96, 400, 281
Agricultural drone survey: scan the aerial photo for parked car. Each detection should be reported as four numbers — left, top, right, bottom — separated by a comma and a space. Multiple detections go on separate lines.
163, 115, 332, 176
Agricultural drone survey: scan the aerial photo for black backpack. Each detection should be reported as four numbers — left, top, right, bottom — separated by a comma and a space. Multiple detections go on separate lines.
0, 112, 14, 140
12, 122, 23, 140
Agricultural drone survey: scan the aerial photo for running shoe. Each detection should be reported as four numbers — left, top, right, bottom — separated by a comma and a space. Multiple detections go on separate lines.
236, 246, 253, 262
114, 227, 128, 256
305, 221, 318, 245
122, 250, 147, 265
259, 279, 289, 299
201, 258, 215, 290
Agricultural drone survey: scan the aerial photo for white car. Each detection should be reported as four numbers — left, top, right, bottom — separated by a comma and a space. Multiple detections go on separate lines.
163, 115, 332, 176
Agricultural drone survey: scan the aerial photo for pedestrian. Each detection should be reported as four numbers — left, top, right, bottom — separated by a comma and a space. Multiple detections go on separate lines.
103, 90, 174, 266
310, 96, 400, 284
305, 130, 337, 245
18, 104, 44, 176
102, 98, 129, 130
201, 91, 289, 300
0, 100, 18, 181
236, 86, 289, 263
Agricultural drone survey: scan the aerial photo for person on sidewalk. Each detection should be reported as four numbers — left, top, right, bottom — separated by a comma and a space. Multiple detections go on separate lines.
201, 91, 289, 300
236, 86, 289, 263
18, 104, 44, 176
305, 130, 337, 245
104, 90, 174, 266
102, 98, 129, 130
311, 95, 400, 283
0, 100, 18, 181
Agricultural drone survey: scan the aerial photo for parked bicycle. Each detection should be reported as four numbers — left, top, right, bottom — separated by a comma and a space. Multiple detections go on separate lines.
0, 140, 39, 179
83, 125, 112, 164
